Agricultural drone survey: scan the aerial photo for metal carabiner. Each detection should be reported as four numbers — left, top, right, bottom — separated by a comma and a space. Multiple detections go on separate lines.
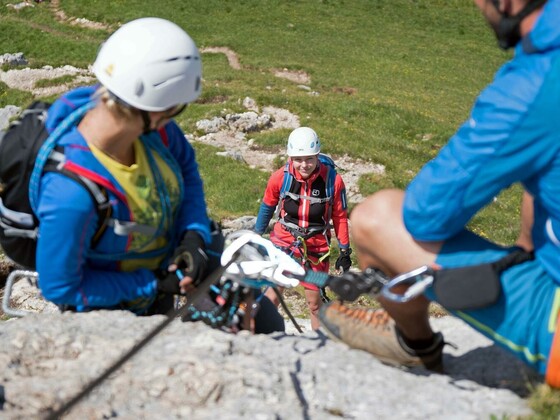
2, 269, 39, 317
381, 265, 435, 303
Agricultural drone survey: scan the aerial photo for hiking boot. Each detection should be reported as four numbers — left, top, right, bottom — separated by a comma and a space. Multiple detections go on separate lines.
319, 301, 445, 372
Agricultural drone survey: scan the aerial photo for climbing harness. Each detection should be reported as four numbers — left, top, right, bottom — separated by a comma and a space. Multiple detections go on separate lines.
280, 234, 331, 308
291, 235, 330, 267
277, 153, 340, 224
289, 235, 331, 304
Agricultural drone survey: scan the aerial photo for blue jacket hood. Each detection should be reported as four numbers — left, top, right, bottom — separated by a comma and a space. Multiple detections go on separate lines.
45, 85, 98, 133
525, 0, 560, 52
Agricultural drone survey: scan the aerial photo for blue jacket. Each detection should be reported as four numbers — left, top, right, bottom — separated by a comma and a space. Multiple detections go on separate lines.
36, 86, 210, 310
403, 0, 560, 284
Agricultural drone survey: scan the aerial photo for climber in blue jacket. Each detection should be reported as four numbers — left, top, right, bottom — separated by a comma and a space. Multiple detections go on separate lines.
319, 0, 560, 388
35, 18, 211, 314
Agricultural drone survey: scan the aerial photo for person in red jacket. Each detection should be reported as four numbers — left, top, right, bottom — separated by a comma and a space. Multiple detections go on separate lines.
254, 127, 352, 330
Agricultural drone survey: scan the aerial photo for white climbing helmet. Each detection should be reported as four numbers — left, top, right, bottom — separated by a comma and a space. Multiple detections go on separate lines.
92, 17, 202, 111
287, 127, 321, 157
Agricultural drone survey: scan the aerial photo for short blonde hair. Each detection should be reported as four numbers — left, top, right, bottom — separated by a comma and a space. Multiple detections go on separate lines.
94, 86, 141, 120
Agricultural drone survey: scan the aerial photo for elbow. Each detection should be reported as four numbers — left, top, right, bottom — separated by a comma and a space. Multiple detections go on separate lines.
39, 279, 80, 306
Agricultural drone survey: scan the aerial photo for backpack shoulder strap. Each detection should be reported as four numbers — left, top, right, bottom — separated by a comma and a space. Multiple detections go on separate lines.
29, 101, 96, 214
317, 154, 337, 201
319, 157, 337, 227
279, 162, 293, 199
44, 151, 112, 247
274, 162, 293, 220
325, 164, 336, 204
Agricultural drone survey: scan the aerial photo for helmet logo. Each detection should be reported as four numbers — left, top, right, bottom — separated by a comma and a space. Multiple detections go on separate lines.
104, 64, 114, 77
312, 189, 320, 197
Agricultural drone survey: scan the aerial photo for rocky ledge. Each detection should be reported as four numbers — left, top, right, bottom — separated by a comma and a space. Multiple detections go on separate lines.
0, 309, 538, 419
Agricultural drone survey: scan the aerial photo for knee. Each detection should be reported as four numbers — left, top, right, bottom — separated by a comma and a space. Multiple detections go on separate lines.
351, 189, 404, 239
306, 298, 321, 315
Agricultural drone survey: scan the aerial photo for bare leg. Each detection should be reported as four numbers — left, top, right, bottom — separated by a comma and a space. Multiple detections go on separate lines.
265, 285, 321, 330
305, 288, 322, 330
350, 189, 443, 340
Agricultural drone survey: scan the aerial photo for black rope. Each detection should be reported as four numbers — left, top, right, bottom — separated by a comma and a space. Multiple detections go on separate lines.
44, 256, 237, 420
272, 287, 303, 333
319, 287, 331, 304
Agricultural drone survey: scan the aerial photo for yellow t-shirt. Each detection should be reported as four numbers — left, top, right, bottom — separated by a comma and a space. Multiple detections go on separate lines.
90, 139, 180, 271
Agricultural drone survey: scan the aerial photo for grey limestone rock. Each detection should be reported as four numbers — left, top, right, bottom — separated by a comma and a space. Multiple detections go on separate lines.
0, 311, 537, 419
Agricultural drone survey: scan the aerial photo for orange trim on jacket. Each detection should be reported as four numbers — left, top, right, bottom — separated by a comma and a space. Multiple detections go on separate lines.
546, 312, 560, 388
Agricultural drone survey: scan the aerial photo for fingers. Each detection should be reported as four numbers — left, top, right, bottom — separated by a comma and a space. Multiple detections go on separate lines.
179, 276, 195, 294
168, 264, 195, 294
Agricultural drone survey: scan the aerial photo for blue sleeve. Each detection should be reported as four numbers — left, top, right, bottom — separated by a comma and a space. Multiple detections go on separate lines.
36, 173, 157, 309
254, 202, 276, 234
403, 57, 560, 241
164, 122, 211, 244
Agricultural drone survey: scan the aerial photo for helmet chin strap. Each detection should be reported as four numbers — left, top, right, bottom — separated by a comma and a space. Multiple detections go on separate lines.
106, 90, 154, 134
490, 0, 547, 50
140, 110, 152, 134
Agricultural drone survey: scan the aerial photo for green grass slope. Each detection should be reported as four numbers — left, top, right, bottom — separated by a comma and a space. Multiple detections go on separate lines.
0, 0, 519, 240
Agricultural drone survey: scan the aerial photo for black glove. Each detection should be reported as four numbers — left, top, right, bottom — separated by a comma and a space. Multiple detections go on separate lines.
335, 248, 352, 272
156, 269, 182, 295
171, 230, 209, 286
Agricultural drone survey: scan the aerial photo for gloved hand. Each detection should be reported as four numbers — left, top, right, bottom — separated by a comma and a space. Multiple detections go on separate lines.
335, 248, 352, 272
156, 269, 183, 295
170, 230, 209, 287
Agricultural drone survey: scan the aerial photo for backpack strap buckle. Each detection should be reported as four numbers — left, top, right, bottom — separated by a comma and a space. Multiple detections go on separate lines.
0, 198, 34, 228
279, 219, 326, 239
107, 219, 159, 237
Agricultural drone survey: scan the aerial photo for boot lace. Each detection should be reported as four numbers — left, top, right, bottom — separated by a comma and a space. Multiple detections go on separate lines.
332, 302, 393, 330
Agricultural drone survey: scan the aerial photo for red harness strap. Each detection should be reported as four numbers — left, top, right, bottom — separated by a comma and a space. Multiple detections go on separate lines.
546, 312, 560, 388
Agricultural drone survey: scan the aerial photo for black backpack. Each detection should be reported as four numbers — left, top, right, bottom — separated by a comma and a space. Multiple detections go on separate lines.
0, 101, 110, 270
